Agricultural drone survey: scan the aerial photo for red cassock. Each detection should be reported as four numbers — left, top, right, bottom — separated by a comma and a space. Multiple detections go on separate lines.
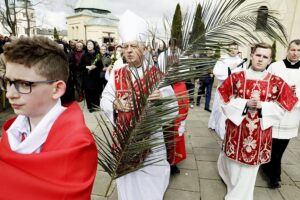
218, 71, 298, 166
167, 82, 189, 165
0, 102, 98, 200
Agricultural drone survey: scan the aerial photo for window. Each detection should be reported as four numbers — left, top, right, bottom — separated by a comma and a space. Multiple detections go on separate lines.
103, 37, 114, 44
256, 6, 268, 30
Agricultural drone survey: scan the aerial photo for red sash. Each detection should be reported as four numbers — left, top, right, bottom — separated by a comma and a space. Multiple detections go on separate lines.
0, 103, 97, 200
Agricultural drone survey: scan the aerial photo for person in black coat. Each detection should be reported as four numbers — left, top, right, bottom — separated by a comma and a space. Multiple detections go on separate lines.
79, 40, 103, 112
56, 40, 76, 105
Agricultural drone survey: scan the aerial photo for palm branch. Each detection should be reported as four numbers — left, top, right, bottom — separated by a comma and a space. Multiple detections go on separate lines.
93, 0, 287, 196
183, 0, 287, 54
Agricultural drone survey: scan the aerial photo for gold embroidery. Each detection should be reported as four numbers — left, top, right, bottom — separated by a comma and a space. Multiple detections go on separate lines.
245, 116, 259, 135
272, 85, 278, 93
236, 80, 241, 89
243, 136, 257, 153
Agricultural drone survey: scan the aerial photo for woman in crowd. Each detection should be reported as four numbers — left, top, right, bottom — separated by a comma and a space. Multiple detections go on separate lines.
80, 40, 103, 112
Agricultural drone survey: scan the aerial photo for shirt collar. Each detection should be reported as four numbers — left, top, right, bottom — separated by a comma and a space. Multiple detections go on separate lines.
7, 99, 66, 154
284, 58, 300, 69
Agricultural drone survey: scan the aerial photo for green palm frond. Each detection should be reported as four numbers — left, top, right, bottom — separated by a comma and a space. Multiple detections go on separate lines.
94, 0, 288, 196
94, 62, 179, 195
184, 0, 287, 54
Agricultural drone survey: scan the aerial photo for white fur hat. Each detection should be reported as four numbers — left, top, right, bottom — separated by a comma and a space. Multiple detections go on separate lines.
118, 10, 148, 43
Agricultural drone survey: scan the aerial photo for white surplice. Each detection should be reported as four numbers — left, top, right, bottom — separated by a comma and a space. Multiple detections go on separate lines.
267, 60, 300, 139
208, 55, 244, 139
100, 64, 178, 200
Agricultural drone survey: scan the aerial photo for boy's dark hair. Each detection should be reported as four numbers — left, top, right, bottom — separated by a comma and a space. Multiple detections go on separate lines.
251, 42, 272, 54
4, 36, 69, 82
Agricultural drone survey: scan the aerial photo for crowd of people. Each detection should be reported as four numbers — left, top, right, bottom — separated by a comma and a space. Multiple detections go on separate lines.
0, 9, 300, 200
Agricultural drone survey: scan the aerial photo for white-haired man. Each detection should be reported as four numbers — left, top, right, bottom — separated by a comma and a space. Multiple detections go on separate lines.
100, 10, 177, 200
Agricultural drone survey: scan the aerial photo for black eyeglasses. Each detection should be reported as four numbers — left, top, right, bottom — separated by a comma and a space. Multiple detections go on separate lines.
0, 76, 58, 94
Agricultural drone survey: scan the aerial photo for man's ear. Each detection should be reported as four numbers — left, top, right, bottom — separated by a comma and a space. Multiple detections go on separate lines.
268, 58, 272, 65
52, 80, 66, 99
250, 53, 253, 61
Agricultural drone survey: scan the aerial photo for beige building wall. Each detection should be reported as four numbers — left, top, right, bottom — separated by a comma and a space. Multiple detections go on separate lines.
266, 0, 299, 59
67, 15, 94, 41
86, 26, 119, 45
286, 0, 300, 44
237, 0, 300, 61
67, 16, 119, 45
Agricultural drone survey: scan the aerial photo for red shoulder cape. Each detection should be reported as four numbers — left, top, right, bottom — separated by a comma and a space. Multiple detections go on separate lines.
0, 102, 97, 200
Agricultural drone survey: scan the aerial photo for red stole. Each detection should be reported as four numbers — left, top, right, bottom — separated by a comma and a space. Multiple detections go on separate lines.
0, 103, 97, 200
114, 65, 160, 130
218, 71, 298, 165
113, 65, 160, 171
167, 82, 189, 165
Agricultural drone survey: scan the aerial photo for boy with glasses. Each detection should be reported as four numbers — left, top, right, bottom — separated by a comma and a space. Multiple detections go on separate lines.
0, 36, 97, 200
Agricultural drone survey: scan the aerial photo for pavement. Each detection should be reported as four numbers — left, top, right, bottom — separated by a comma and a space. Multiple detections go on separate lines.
1, 89, 300, 200
84, 91, 300, 200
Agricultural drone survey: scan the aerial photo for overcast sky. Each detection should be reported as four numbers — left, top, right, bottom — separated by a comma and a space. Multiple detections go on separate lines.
34, 0, 200, 32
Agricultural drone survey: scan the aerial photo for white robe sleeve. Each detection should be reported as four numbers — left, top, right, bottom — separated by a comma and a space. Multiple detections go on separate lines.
294, 89, 300, 108
260, 101, 285, 130
100, 70, 116, 122
178, 120, 186, 136
104, 70, 110, 81
221, 97, 247, 126
157, 51, 166, 73
213, 61, 229, 81
160, 85, 179, 118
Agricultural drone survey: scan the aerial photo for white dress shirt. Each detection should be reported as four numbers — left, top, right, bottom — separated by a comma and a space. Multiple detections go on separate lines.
7, 99, 66, 154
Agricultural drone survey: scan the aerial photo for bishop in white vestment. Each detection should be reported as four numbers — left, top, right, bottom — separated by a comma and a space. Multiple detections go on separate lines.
100, 10, 177, 200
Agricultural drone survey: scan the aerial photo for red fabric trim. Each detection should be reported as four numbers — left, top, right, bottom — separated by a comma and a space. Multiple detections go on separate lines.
167, 82, 189, 165
0, 102, 97, 200
220, 72, 298, 166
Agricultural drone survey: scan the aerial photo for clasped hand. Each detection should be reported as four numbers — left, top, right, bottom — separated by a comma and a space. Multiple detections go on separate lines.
113, 93, 133, 112
86, 65, 96, 71
229, 63, 238, 70
113, 89, 161, 112
148, 89, 161, 101
247, 98, 262, 109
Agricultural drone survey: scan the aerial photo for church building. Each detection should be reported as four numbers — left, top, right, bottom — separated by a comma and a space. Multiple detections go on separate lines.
66, 0, 119, 45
